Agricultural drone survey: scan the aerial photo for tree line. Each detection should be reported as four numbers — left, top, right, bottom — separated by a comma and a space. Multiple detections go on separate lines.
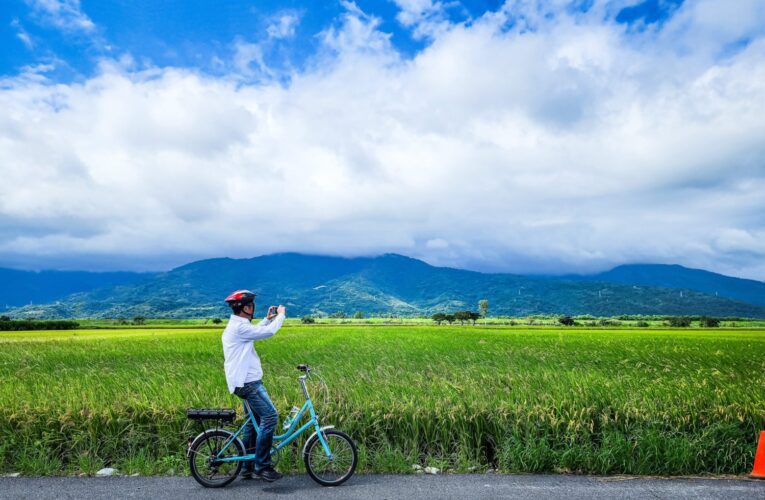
431, 311, 482, 325
430, 300, 489, 325
0, 317, 80, 331
557, 315, 722, 327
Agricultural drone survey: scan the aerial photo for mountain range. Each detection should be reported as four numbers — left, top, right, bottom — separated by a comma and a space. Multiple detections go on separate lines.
574, 264, 765, 307
0, 268, 154, 309
3, 253, 765, 319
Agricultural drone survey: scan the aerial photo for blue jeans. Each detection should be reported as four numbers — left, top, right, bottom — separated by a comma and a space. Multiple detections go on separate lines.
234, 380, 279, 471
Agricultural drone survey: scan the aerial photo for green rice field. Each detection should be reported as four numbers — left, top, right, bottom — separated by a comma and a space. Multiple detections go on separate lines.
1, 325, 763, 476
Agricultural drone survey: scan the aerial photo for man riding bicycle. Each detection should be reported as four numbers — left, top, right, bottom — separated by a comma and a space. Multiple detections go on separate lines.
222, 289, 286, 481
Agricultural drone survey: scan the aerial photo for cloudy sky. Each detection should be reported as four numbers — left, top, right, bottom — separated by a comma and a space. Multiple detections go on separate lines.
1, 1, 764, 280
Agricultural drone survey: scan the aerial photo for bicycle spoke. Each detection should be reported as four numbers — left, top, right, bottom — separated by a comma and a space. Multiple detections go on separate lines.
307, 432, 355, 483
204, 435, 216, 456
190, 432, 242, 487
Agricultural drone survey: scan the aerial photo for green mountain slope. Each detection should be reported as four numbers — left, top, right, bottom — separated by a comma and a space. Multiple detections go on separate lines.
576, 264, 765, 306
0, 268, 153, 310
7, 253, 765, 319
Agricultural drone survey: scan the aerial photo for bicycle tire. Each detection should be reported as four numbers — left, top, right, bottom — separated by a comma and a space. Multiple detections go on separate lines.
188, 429, 244, 488
303, 429, 357, 486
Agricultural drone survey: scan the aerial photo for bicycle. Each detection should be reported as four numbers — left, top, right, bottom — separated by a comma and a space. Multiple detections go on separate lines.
186, 364, 357, 487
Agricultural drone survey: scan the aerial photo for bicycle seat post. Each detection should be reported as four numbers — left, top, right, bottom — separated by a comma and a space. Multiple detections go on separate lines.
296, 364, 311, 400
299, 374, 310, 400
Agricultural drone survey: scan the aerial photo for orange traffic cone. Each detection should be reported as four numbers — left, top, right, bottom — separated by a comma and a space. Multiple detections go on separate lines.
752, 431, 765, 479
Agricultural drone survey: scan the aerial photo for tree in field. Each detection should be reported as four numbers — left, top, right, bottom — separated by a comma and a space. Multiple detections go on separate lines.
668, 316, 692, 327
445, 314, 456, 325
468, 311, 481, 325
432, 313, 447, 325
700, 316, 720, 328
478, 300, 489, 318
353, 311, 365, 319
329, 311, 347, 319
0, 315, 10, 321
212, 318, 223, 325
454, 311, 470, 325
558, 316, 575, 326
301, 316, 316, 324
132, 316, 146, 325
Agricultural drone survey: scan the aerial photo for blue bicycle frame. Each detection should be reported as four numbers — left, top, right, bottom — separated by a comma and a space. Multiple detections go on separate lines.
214, 376, 333, 463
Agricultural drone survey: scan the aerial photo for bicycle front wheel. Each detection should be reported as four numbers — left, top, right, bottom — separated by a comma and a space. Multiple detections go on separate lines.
188, 429, 244, 488
303, 429, 357, 486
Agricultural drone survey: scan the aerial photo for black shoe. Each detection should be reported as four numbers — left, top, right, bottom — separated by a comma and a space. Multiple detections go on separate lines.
240, 469, 255, 480
254, 466, 283, 482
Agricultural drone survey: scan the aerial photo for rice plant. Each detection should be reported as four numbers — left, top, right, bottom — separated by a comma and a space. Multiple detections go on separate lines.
0, 325, 763, 475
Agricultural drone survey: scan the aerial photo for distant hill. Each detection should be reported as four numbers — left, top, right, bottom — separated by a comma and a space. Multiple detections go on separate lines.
0, 268, 154, 310
573, 264, 765, 307
6, 253, 765, 319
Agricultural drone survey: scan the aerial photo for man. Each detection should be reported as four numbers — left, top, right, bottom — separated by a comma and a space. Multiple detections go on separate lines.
222, 289, 286, 481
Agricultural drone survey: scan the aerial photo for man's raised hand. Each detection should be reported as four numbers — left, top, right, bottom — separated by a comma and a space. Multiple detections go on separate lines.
266, 306, 278, 320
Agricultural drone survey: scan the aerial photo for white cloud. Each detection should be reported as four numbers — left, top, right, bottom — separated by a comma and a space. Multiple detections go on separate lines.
11, 18, 35, 49
1, 1, 765, 279
232, 40, 272, 78
267, 13, 300, 39
26, 0, 96, 33
320, 2, 394, 56
659, 0, 765, 56
426, 238, 450, 249
394, 0, 452, 39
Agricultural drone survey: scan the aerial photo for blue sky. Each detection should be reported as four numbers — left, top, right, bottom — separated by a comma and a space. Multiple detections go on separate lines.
2, 1, 765, 280
3, 1, 682, 81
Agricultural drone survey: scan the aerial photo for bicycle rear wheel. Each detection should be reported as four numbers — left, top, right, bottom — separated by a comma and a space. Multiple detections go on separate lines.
188, 429, 244, 488
303, 429, 357, 486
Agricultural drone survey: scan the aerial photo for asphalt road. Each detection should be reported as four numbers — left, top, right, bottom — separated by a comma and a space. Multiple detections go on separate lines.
1, 474, 763, 499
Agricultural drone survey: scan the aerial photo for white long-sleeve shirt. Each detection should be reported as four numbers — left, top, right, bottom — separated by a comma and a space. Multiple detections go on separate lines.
221, 313, 285, 393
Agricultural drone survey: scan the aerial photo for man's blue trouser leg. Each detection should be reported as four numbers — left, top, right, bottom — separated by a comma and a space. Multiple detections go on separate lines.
234, 380, 279, 472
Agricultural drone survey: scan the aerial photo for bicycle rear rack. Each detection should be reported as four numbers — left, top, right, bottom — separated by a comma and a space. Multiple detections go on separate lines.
186, 408, 237, 452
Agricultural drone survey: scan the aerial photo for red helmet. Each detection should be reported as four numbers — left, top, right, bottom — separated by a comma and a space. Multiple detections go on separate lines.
224, 289, 256, 309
